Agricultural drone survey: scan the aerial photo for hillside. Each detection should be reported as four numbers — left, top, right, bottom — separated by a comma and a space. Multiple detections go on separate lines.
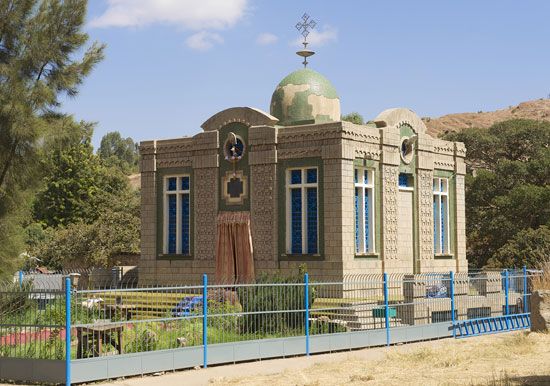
423, 99, 550, 137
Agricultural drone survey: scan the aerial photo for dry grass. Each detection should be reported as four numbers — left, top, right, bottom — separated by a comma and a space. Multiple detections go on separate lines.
210, 332, 550, 386
532, 262, 550, 291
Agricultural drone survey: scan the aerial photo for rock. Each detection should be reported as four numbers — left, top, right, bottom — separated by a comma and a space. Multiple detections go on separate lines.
177, 337, 187, 347
530, 290, 550, 332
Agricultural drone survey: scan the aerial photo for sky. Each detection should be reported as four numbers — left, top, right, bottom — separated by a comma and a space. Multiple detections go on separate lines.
61, 0, 550, 149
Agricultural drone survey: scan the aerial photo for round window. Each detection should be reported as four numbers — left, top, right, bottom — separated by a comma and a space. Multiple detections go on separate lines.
400, 136, 416, 164
224, 133, 245, 163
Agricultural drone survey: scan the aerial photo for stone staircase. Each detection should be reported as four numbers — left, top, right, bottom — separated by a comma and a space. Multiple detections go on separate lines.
311, 298, 406, 331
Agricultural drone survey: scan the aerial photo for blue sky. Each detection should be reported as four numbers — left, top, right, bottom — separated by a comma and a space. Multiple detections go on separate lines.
62, 0, 550, 149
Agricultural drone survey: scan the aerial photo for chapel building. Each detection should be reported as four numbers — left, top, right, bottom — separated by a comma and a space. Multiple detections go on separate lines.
139, 67, 467, 285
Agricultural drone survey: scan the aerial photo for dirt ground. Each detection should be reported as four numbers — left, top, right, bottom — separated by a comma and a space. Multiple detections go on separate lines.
92, 331, 550, 386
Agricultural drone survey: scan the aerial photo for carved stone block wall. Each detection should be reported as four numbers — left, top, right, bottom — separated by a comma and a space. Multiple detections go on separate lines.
381, 164, 399, 262
250, 164, 277, 262
140, 166, 156, 262
323, 158, 345, 264
194, 167, 218, 260
418, 169, 434, 261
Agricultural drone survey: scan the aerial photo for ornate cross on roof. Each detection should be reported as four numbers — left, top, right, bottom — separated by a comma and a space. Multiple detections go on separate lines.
295, 13, 317, 68
295, 13, 317, 43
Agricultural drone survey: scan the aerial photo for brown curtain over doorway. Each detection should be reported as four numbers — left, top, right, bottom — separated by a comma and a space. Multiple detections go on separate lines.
215, 211, 254, 283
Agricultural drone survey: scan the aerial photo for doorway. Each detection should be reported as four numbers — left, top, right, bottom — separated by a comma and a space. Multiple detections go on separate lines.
214, 211, 255, 283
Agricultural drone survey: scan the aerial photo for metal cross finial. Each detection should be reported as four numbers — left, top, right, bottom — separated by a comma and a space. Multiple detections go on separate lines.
295, 13, 317, 68
295, 13, 317, 44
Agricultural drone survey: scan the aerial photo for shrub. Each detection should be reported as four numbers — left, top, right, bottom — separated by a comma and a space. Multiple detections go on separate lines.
125, 324, 159, 353
207, 300, 241, 333
0, 281, 34, 318
238, 269, 315, 335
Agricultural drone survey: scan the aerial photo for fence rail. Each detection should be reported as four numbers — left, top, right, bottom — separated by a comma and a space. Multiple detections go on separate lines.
0, 267, 541, 385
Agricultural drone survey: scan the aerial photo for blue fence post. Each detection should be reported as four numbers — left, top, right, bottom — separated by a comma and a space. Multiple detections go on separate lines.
504, 269, 509, 316
304, 273, 310, 356
383, 273, 390, 346
202, 274, 208, 369
65, 277, 71, 386
523, 265, 529, 314
450, 271, 456, 338
18, 270, 23, 289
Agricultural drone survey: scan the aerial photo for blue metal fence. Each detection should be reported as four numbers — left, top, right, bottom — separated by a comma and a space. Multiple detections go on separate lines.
0, 267, 541, 385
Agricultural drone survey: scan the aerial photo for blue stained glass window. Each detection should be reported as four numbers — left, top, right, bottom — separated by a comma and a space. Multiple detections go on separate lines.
306, 168, 317, 184
441, 198, 446, 251
364, 189, 369, 251
307, 188, 318, 254
290, 170, 302, 185
181, 176, 190, 191
398, 173, 409, 187
168, 194, 177, 253
168, 177, 177, 191
433, 197, 437, 253
291, 188, 302, 254
364, 170, 369, 184
355, 188, 360, 253
181, 194, 190, 255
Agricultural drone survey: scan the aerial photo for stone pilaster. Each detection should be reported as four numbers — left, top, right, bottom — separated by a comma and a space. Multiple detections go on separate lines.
139, 141, 157, 262
249, 125, 278, 265
416, 134, 435, 271
454, 142, 467, 272
417, 169, 434, 264
192, 131, 219, 261
381, 164, 399, 264
380, 127, 400, 269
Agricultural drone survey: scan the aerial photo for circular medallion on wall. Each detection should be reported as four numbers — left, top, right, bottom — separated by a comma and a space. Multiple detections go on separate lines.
224, 132, 245, 163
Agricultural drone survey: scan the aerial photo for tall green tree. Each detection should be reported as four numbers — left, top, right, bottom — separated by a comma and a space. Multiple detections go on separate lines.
98, 131, 139, 174
33, 123, 128, 228
444, 119, 550, 268
0, 0, 104, 275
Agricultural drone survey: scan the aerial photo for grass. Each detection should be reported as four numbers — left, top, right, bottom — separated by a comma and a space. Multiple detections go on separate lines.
532, 261, 550, 291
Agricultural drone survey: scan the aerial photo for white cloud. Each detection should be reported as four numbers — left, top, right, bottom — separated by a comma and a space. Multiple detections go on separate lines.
256, 33, 278, 45
293, 25, 338, 47
185, 31, 223, 51
90, 0, 248, 30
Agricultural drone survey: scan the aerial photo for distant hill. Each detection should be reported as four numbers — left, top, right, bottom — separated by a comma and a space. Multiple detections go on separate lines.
423, 99, 550, 137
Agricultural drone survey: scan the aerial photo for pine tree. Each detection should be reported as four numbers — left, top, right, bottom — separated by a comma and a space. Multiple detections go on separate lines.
0, 0, 104, 276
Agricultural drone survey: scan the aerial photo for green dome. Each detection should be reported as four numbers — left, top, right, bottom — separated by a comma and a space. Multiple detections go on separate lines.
270, 68, 340, 126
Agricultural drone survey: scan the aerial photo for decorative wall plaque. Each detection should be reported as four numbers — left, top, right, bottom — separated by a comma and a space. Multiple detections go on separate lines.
222, 170, 248, 205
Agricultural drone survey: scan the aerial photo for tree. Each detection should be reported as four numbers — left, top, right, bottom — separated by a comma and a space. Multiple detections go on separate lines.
487, 226, 550, 269
342, 112, 364, 125
32, 189, 140, 269
33, 124, 129, 228
0, 0, 104, 276
444, 119, 550, 268
98, 131, 139, 174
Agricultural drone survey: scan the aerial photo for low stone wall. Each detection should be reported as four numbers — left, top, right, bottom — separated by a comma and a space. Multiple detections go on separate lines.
530, 290, 550, 332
